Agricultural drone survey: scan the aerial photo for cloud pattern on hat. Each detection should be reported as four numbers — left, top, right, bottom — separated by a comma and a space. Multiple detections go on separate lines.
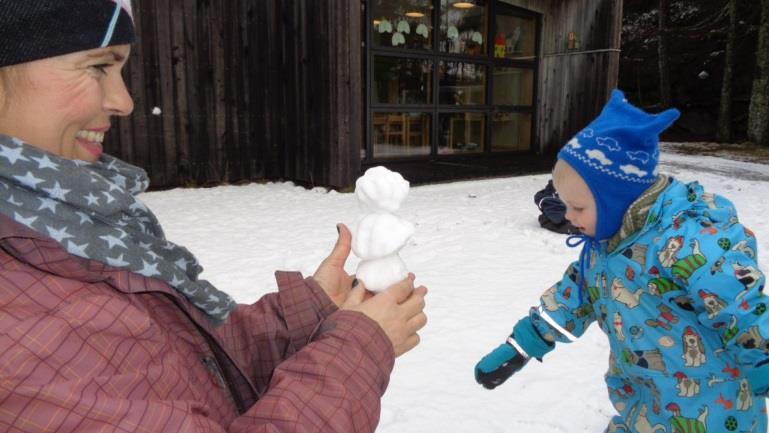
557, 89, 681, 240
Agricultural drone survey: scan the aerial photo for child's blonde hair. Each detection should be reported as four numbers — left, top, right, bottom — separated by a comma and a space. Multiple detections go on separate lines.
552, 159, 579, 190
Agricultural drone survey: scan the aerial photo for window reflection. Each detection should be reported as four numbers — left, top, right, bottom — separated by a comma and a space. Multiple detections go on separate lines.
374, 56, 433, 104
494, 12, 536, 59
373, 112, 432, 157
439, 112, 484, 154
439, 62, 486, 105
492, 67, 533, 106
440, 0, 487, 55
372, 0, 433, 50
367, 1, 539, 160
491, 112, 531, 151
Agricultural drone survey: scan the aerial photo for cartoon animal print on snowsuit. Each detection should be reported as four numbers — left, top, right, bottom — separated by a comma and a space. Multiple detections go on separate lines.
612, 277, 643, 308
633, 377, 663, 416
682, 327, 707, 368
733, 263, 763, 301
665, 404, 708, 433
737, 379, 753, 411
701, 192, 718, 209
659, 236, 684, 268
624, 348, 668, 374
587, 275, 602, 304
648, 275, 681, 296
525, 180, 768, 433
674, 372, 700, 397
671, 239, 707, 284
732, 240, 756, 258
698, 290, 727, 319
614, 311, 626, 341
709, 257, 726, 275
632, 403, 667, 433
542, 285, 567, 312
736, 326, 769, 353
646, 304, 679, 330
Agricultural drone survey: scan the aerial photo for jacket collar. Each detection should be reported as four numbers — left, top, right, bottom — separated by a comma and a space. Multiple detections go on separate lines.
607, 175, 671, 253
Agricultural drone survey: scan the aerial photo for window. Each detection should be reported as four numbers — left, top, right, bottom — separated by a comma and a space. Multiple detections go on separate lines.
373, 112, 432, 157
373, 56, 433, 104
440, 0, 487, 56
372, 0, 433, 50
439, 61, 486, 105
366, 1, 538, 160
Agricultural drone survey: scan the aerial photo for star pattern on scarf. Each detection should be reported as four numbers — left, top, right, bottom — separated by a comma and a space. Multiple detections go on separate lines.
0, 145, 29, 164
31, 154, 60, 171
0, 135, 236, 323
43, 182, 71, 201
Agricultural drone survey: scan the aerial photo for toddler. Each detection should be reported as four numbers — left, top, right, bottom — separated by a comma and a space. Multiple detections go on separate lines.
475, 89, 769, 433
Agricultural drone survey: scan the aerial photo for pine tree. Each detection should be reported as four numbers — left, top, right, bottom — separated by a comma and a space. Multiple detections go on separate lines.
748, 0, 769, 146
717, 0, 737, 142
658, 0, 672, 108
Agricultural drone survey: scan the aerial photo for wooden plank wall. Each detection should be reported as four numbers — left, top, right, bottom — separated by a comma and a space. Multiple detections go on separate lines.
106, 0, 362, 189
537, 0, 623, 155
484, 0, 623, 156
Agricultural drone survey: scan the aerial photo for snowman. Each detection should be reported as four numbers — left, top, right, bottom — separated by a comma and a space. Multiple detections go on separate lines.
352, 166, 414, 292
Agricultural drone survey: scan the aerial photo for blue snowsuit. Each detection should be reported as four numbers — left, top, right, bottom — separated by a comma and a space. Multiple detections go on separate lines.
527, 179, 769, 433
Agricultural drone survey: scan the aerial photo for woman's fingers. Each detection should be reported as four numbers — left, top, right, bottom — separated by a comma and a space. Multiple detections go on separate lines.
400, 333, 421, 355
383, 274, 416, 303
407, 311, 428, 333
399, 285, 427, 317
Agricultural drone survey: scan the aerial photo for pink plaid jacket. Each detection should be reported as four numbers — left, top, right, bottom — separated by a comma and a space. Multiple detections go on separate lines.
0, 214, 395, 432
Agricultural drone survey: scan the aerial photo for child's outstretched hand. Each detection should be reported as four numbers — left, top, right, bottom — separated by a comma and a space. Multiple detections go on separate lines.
474, 317, 554, 389
474, 337, 529, 389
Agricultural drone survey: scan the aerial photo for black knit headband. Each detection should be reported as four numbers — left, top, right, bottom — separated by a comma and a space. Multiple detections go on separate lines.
0, 0, 135, 68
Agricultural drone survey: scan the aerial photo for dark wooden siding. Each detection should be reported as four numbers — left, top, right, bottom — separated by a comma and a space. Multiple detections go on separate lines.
108, 0, 620, 189
501, 0, 622, 155
537, 0, 623, 154
106, 0, 362, 189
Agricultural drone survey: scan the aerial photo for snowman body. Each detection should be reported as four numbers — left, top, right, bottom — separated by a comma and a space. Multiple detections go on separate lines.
352, 166, 414, 292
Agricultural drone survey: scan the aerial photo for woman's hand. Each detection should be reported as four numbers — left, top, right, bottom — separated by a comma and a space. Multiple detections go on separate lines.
341, 274, 428, 357
313, 223, 357, 308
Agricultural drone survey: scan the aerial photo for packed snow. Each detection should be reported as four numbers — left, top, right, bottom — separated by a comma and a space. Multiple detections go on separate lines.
141, 149, 769, 433
353, 166, 414, 291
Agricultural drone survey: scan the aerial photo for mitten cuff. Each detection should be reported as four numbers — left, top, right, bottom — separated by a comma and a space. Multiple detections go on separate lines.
513, 317, 554, 360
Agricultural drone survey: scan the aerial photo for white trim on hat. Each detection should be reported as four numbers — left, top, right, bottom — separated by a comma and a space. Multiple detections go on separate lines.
101, 0, 124, 47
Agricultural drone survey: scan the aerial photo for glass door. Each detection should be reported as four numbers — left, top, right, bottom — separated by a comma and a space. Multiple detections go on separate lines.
490, 4, 537, 152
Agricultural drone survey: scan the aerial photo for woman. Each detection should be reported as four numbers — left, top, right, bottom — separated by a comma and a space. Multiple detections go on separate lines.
0, 2, 428, 432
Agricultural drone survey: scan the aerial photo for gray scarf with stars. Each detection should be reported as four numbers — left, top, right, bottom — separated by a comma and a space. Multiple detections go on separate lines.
0, 135, 235, 324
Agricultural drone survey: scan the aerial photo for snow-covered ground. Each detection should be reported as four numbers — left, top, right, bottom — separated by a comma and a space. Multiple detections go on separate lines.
141, 149, 769, 433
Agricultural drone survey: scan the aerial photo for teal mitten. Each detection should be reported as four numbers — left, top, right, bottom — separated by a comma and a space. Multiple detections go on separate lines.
474, 317, 554, 390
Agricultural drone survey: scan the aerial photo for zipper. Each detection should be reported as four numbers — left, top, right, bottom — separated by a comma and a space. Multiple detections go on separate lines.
136, 288, 258, 414
79, 264, 261, 413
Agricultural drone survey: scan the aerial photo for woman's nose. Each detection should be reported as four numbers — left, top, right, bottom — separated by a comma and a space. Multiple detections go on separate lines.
104, 73, 134, 116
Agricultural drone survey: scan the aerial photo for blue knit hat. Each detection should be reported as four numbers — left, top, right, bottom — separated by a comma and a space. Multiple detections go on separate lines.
0, 0, 135, 68
557, 89, 680, 240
